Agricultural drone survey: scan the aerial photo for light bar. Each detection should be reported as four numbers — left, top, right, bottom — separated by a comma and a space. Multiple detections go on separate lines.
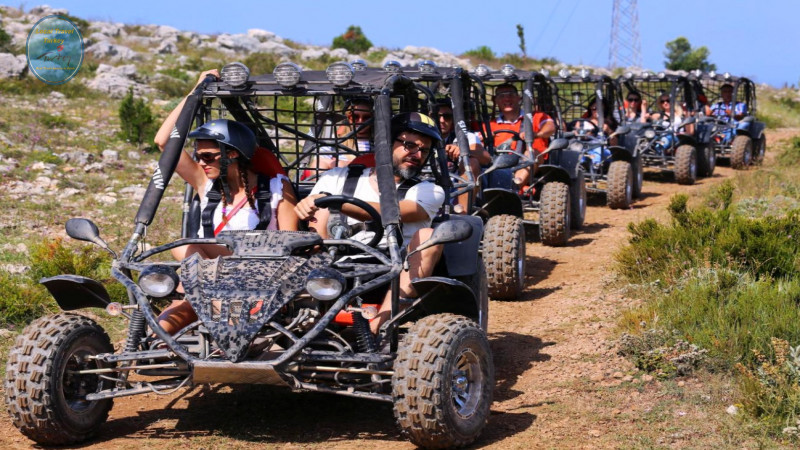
326, 62, 355, 86
220, 62, 250, 89
273, 62, 302, 88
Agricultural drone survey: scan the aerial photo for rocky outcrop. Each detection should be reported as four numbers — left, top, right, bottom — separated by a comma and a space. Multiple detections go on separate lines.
0, 53, 27, 78
84, 64, 152, 97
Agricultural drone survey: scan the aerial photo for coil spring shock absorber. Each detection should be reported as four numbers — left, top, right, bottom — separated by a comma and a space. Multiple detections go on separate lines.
125, 310, 146, 352
353, 313, 377, 353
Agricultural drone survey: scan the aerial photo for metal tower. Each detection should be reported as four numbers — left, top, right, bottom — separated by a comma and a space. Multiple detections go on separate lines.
609, 0, 642, 69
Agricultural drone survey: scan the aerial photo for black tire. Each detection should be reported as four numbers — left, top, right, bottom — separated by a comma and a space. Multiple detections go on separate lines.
754, 134, 766, 164
570, 169, 587, 230
4, 313, 114, 445
393, 314, 494, 449
607, 160, 633, 209
631, 155, 644, 199
674, 145, 697, 185
731, 135, 753, 169
539, 181, 570, 247
697, 143, 716, 177
482, 215, 525, 300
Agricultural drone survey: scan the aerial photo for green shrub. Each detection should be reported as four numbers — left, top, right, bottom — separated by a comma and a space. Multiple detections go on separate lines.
153, 76, 192, 98
0, 23, 12, 53
243, 52, 279, 76
0, 271, 55, 326
118, 87, 156, 147
28, 237, 109, 282
777, 136, 800, 167
464, 46, 495, 61
158, 67, 190, 82
331, 25, 372, 55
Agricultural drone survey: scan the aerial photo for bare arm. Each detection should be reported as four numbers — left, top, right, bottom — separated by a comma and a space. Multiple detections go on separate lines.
276, 178, 299, 231
154, 69, 219, 193
295, 196, 430, 223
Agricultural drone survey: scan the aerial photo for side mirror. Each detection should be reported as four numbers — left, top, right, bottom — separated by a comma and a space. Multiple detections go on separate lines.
480, 153, 521, 179
65, 218, 116, 257
740, 116, 754, 123
546, 138, 570, 152
610, 125, 631, 138
407, 220, 473, 260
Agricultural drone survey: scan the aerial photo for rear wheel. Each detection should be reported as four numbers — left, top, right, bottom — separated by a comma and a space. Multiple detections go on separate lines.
393, 314, 494, 449
570, 170, 586, 230
4, 313, 114, 445
607, 160, 633, 209
697, 143, 716, 177
674, 145, 697, 185
539, 181, 570, 247
731, 135, 753, 169
482, 215, 525, 300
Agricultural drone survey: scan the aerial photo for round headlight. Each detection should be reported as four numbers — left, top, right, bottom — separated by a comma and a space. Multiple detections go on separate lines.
350, 59, 368, 71
692, 69, 703, 78
139, 265, 178, 298
657, 71, 666, 79
624, 71, 634, 79
501, 64, 516, 78
539, 68, 550, 77
383, 60, 403, 73
579, 68, 591, 79
418, 59, 437, 74
708, 70, 717, 78
569, 141, 584, 152
326, 62, 354, 86
558, 68, 571, 78
644, 129, 656, 139
273, 62, 302, 88
641, 71, 651, 80
723, 71, 731, 80
220, 62, 250, 89
474, 64, 491, 77
305, 268, 346, 301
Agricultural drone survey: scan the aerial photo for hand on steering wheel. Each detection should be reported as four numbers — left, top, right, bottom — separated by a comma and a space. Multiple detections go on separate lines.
314, 195, 384, 247
569, 118, 599, 136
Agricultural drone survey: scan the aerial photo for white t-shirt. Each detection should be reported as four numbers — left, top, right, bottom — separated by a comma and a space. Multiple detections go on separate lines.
319, 139, 372, 159
310, 167, 444, 247
197, 175, 288, 238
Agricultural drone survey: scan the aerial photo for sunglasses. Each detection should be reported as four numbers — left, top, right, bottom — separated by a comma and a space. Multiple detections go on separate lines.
660, 99, 670, 104
196, 152, 221, 163
395, 138, 431, 155
439, 113, 454, 120
495, 91, 518, 99
627, 97, 641, 102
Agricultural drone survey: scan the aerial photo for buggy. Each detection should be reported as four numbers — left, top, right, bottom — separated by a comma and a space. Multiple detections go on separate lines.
551, 69, 636, 209
691, 71, 766, 169
619, 71, 715, 184
474, 65, 587, 248
4, 61, 493, 448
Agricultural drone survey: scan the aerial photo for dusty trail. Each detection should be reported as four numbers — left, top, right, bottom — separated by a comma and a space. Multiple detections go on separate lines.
1, 129, 795, 448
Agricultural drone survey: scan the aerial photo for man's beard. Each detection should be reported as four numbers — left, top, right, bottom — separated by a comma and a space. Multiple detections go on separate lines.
394, 164, 421, 180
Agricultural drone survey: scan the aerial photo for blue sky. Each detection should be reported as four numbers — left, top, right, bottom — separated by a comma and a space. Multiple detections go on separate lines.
19, 0, 798, 87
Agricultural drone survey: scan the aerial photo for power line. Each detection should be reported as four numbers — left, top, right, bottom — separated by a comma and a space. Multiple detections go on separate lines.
546, 0, 582, 57
528, 2, 560, 56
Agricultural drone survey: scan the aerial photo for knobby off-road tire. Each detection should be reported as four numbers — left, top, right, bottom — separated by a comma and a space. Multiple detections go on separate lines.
731, 135, 753, 169
392, 314, 494, 449
674, 145, 698, 185
4, 313, 114, 445
754, 134, 767, 164
606, 160, 633, 209
570, 169, 587, 230
697, 143, 716, 178
539, 181, 570, 247
482, 215, 525, 300
631, 155, 644, 199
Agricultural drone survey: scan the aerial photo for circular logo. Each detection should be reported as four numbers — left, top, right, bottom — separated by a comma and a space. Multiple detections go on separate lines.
26, 15, 84, 85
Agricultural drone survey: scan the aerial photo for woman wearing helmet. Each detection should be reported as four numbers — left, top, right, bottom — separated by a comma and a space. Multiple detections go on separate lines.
153, 70, 298, 333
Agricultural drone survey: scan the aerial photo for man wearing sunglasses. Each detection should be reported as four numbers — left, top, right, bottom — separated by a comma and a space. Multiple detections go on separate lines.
294, 112, 446, 334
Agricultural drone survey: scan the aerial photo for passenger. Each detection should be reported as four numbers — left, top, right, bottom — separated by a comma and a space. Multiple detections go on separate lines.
437, 99, 491, 213
295, 112, 445, 334
624, 91, 649, 123
153, 70, 299, 334
576, 97, 617, 172
710, 83, 747, 122
489, 83, 555, 186
649, 94, 694, 154
313, 97, 374, 170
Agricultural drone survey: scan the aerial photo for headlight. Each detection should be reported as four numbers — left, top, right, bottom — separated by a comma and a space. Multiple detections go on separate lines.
383, 60, 403, 73
418, 60, 437, 74
569, 141, 584, 152
723, 72, 731, 80
501, 64, 516, 78
657, 71, 666, 79
641, 71, 651, 80
578, 68, 591, 79
326, 62, 354, 86
708, 70, 717, 78
305, 268, 346, 301
558, 68, 571, 78
273, 62, 302, 88
644, 129, 656, 139
220, 62, 250, 89
474, 64, 491, 77
350, 59, 368, 71
139, 265, 179, 298
539, 68, 550, 77
624, 71, 634, 79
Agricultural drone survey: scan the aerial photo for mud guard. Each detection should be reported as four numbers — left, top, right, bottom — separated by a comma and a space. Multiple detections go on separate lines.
481, 188, 523, 218
437, 214, 483, 277
677, 134, 698, 147
609, 145, 633, 162
545, 148, 582, 180
410, 277, 479, 322
40, 275, 111, 310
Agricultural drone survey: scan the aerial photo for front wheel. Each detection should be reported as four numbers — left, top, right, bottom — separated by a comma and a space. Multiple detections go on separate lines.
393, 314, 494, 449
754, 134, 766, 164
697, 143, 716, 177
606, 160, 633, 209
570, 170, 587, 230
674, 145, 697, 185
731, 135, 753, 169
631, 155, 644, 199
539, 181, 570, 247
482, 215, 525, 300
4, 313, 114, 445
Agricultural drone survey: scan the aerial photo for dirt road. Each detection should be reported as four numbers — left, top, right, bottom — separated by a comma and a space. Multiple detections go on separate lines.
2, 131, 793, 448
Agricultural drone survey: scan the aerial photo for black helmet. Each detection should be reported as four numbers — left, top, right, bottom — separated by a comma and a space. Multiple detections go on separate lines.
188, 119, 256, 160
391, 112, 442, 146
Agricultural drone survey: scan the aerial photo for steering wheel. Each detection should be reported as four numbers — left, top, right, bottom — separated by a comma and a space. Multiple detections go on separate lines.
314, 195, 384, 248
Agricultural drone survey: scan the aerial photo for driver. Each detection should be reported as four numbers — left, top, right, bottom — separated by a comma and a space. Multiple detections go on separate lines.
294, 112, 445, 334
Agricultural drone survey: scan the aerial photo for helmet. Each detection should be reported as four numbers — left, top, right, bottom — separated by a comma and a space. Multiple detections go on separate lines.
391, 112, 442, 146
188, 119, 256, 160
